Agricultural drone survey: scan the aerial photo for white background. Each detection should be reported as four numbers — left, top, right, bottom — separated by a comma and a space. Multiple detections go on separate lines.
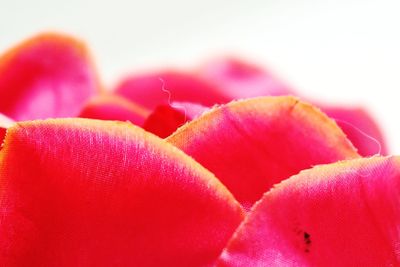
1, 0, 399, 153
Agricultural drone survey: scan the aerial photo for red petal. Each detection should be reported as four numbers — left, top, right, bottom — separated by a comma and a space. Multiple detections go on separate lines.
322, 106, 387, 156
218, 156, 400, 266
197, 57, 293, 99
0, 119, 244, 266
115, 71, 229, 110
143, 102, 208, 138
79, 94, 150, 126
0, 33, 100, 121
167, 97, 359, 208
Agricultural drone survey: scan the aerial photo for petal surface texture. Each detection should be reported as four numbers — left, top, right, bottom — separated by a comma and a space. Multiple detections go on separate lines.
322, 106, 387, 156
0, 33, 99, 121
167, 97, 359, 208
115, 71, 229, 110
79, 94, 150, 126
218, 156, 400, 267
0, 119, 244, 266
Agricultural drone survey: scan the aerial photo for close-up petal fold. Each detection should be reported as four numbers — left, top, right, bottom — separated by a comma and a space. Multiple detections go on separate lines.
167, 96, 360, 208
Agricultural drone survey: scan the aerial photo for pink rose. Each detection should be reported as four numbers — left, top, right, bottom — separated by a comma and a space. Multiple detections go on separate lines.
0, 33, 398, 266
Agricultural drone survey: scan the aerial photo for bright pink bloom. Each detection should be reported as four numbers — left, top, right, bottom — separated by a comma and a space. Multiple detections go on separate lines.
0, 33, 397, 266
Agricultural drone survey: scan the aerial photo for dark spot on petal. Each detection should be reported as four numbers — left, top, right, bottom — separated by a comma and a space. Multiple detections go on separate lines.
303, 231, 311, 252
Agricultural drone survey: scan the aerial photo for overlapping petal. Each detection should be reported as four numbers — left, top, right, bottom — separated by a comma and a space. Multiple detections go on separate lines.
0, 119, 244, 266
0, 32, 395, 267
143, 102, 208, 137
197, 57, 387, 157
167, 96, 360, 208
322, 106, 387, 156
79, 94, 150, 126
0, 33, 100, 121
115, 71, 229, 110
218, 156, 400, 266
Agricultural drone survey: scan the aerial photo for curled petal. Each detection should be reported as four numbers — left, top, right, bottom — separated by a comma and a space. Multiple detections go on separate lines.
218, 156, 400, 266
0, 119, 244, 266
197, 57, 294, 99
143, 102, 208, 138
0, 33, 100, 121
322, 106, 387, 156
79, 94, 150, 126
167, 97, 359, 208
115, 71, 229, 110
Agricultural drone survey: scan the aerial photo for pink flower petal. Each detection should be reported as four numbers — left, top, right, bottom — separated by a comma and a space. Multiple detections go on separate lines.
198, 57, 387, 156
167, 96, 359, 208
322, 106, 387, 156
197, 57, 294, 99
0, 33, 100, 121
115, 71, 229, 110
218, 156, 400, 266
0, 119, 244, 266
79, 94, 150, 126
143, 102, 208, 138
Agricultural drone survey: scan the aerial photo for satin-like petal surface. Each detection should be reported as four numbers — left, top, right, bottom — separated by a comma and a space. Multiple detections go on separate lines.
0, 33, 99, 121
197, 58, 293, 99
0, 119, 244, 266
115, 71, 229, 110
218, 156, 400, 267
143, 102, 208, 138
79, 94, 150, 126
167, 97, 359, 208
322, 106, 387, 156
